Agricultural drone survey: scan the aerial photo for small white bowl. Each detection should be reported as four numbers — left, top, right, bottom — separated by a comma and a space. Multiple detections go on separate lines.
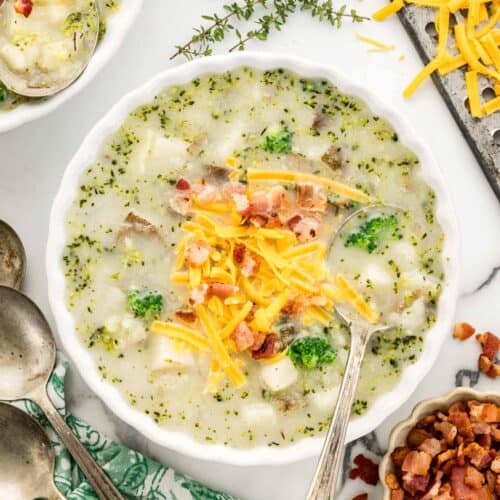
0, 1, 143, 133
46, 52, 460, 465
379, 388, 500, 499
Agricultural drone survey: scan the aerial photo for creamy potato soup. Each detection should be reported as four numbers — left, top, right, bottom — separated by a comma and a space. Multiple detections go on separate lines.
0, 0, 119, 108
63, 68, 445, 448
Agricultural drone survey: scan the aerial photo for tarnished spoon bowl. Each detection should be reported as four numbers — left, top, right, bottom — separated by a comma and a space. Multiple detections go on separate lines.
0, 0, 100, 97
0, 286, 123, 499
0, 402, 63, 499
0, 220, 26, 289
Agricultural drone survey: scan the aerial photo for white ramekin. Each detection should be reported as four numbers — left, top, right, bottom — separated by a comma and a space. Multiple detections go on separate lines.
0, 1, 143, 133
379, 388, 500, 499
46, 52, 460, 465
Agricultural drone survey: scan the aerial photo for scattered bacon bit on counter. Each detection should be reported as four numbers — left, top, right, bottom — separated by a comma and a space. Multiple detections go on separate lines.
452, 323, 499, 379
349, 454, 380, 486
387, 399, 500, 499
453, 322, 476, 341
14, 0, 32, 17
352, 494, 368, 500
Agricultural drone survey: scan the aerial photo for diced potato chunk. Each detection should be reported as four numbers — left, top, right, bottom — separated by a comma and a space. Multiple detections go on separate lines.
387, 241, 419, 272
307, 387, 340, 414
148, 335, 194, 372
39, 41, 71, 72
147, 135, 190, 174
361, 262, 393, 292
389, 297, 426, 331
241, 403, 277, 427
1, 44, 38, 71
104, 314, 147, 349
260, 357, 298, 392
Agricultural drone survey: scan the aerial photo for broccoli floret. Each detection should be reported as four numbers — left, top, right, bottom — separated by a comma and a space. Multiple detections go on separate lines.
263, 127, 293, 154
288, 337, 337, 369
127, 289, 163, 318
345, 214, 402, 253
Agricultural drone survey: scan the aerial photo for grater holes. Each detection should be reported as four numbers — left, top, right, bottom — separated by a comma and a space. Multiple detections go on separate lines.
493, 130, 500, 146
425, 22, 438, 42
482, 87, 495, 100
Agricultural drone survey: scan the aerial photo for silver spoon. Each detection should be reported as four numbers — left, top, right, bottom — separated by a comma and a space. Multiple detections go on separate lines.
0, 402, 63, 499
0, 0, 99, 97
307, 205, 402, 500
0, 285, 124, 500
0, 220, 26, 289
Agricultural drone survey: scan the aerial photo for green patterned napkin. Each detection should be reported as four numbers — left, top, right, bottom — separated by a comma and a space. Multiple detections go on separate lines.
12, 360, 237, 500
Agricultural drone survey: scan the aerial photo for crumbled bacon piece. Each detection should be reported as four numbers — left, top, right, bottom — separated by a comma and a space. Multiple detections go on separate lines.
453, 322, 476, 340
233, 322, 264, 352
349, 454, 379, 486
176, 178, 191, 191
464, 442, 492, 469
450, 466, 481, 499
118, 212, 159, 239
464, 464, 485, 489
390, 489, 404, 500
296, 182, 327, 213
174, 310, 197, 323
402, 451, 432, 476
233, 243, 246, 264
448, 411, 474, 441
402, 472, 430, 494
287, 214, 319, 242
407, 428, 433, 447
434, 421, 457, 446
421, 471, 443, 500
249, 214, 268, 227
391, 447, 411, 468
188, 283, 238, 305
14, 0, 32, 16
352, 495, 368, 500
186, 240, 211, 267
281, 297, 306, 316
251, 334, 276, 360
419, 438, 442, 457
386, 473, 400, 490
476, 332, 500, 361
469, 403, 499, 423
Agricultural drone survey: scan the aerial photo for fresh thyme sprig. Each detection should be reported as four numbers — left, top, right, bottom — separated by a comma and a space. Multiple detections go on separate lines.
171, 0, 369, 60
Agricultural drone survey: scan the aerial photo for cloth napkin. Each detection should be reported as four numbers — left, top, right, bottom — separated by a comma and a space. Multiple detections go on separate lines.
13, 360, 237, 500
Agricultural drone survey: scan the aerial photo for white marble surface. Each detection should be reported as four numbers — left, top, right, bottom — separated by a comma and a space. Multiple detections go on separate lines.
0, 1, 499, 499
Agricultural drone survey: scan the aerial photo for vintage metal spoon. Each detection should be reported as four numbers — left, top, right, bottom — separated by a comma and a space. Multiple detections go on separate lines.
307, 206, 401, 500
0, 402, 63, 499
0, 0, 99, 97
0, 286, 124, 500
0, 220, 26, 289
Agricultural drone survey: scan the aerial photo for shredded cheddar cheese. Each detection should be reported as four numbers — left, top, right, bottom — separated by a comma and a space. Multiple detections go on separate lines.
335, 274, 379, 324
372, 0, 500, 117
246, 169, 372, 203
356, 34, 395, 51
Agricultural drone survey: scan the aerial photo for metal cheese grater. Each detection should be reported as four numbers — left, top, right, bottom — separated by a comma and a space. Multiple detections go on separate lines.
397, 7, 500, 200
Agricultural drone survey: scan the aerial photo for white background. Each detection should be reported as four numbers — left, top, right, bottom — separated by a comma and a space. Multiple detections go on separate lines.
0, 1, 499, 499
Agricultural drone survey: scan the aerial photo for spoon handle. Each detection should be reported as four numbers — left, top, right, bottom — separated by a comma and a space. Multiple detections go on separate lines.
35, 389, 124, 500
306, 328, 369, 500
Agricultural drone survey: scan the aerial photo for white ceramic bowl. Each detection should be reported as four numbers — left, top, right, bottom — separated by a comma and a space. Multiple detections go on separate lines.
379, 388, 500, 499
46, 52, 460, 465
0, 1, 143, 133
